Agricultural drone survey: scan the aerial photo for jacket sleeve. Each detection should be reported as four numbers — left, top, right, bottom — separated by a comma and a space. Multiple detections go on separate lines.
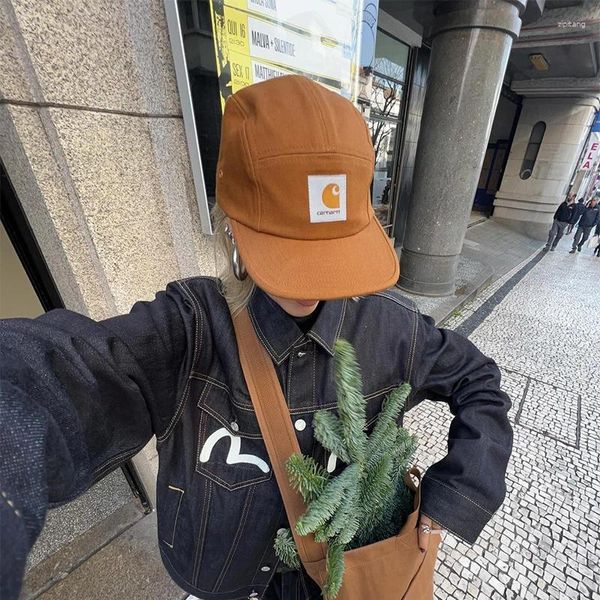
0, 284, 192, 599
411, 313, 513, 544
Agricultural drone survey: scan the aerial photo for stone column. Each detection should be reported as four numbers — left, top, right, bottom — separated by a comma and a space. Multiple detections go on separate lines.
493, 95, 600, 239
398, 0, 526, 296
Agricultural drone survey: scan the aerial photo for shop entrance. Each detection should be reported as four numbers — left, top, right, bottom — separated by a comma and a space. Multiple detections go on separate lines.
474, 140, 510, 215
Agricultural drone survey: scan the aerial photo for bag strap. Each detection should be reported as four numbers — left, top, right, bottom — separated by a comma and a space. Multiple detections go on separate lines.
232, 307, 327, 564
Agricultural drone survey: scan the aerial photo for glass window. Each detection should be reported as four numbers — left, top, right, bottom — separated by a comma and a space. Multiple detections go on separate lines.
177, 0, 221, 209
365, 30, 409, 231
373, 30, 409, 83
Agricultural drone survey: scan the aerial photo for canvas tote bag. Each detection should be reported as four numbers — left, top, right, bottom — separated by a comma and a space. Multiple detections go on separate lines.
232, 308, 441, 599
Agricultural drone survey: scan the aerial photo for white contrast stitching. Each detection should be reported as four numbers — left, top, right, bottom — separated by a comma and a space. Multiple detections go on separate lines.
0, 490, 22, 519
374, 291, 418, 313
407, 310, 419, 384
158, 280, 203, 442
426, 476, 494, 516
162, 485, 185, 548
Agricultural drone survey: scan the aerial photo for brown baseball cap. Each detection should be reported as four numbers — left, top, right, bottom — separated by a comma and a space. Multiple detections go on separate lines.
216, 75, 399, 300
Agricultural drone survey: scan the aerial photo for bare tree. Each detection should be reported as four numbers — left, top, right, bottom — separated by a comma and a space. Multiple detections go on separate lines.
368, 58, 405, 164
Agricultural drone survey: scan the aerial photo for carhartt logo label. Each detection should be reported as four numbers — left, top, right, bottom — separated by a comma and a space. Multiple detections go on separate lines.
322, 183, 341, 209
308, 174, 347, 223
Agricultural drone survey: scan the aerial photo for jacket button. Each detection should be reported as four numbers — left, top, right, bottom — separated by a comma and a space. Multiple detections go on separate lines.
261, 565, 271, 572
230, 421, 240, 432
294, 419, 307, 432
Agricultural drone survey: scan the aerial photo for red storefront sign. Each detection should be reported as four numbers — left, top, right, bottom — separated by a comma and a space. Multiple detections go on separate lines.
581, 141, 599, 170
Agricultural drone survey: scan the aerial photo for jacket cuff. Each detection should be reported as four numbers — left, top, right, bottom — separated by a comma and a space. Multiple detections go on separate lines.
420, 475, 494, 545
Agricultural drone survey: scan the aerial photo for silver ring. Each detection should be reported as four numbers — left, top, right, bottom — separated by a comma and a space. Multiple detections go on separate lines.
420, 524, 432, 534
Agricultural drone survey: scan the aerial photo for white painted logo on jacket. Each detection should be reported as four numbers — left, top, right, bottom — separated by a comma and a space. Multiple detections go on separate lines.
199, 428, 270, 473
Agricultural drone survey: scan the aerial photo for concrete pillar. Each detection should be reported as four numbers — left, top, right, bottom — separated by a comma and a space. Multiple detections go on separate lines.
0, 0, 215, 504
493, 96, 600, 239
398, 0, 525, 296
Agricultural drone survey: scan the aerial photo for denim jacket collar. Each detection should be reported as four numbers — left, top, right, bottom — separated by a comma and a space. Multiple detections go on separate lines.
248, 287, 347, 364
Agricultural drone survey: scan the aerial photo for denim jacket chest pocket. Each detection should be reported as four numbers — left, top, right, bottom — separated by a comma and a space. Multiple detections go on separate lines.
193, 375, 273, 490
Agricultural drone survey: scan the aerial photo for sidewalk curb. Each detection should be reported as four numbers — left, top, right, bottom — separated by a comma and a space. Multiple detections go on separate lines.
434, 268, 494, 326
454, 248, 546, 337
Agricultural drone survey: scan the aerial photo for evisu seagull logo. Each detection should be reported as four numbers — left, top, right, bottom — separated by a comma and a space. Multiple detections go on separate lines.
308, 174, 347, 223
199, 428, 270, 473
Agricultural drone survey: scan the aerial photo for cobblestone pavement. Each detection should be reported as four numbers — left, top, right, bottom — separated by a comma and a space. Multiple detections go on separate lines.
404, 237, 600, 599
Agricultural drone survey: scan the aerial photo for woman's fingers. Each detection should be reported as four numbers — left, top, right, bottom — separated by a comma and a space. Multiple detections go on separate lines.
418, 515, 433, 553
418, 515, 444, 553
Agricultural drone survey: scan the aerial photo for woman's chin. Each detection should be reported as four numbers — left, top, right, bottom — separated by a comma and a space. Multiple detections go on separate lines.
264, 292, 320, 317
287, 300, 319, 317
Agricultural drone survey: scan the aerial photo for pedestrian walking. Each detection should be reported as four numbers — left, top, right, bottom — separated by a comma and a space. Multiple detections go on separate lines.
566, 197, 585, 235
570, 196, 600, 254
544, 196, 575, 251
593, 222, 600, 258
0, 76, 514, 600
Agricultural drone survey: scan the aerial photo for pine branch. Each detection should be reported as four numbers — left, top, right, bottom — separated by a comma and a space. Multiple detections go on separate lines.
323, 541, 345, 600
274, 528, 301, 569
334, 340, 367, 462
366, 384, 409, 467
313, 410, 351, 464
295, 464, 359, 535
391, 428, 417, 476
375, 383, 410, 432
366, 421, 399, 471
276, 340, 418, 599
334, 485, 362, 545
286, 454, 330, 503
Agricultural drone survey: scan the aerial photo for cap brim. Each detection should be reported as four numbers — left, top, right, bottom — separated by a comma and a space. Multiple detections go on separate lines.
229, 217, 400, 301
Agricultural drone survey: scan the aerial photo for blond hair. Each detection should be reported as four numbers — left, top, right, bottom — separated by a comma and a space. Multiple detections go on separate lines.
212, 203, 256, 314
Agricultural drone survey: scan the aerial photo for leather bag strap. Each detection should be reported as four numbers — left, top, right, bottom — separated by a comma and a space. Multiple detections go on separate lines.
232, 307, 327, 564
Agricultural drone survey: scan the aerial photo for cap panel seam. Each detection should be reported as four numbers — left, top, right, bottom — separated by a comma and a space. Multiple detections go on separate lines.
232, 215, 373, 241
305, 78, 330, 148
235, 96, 262, 232
255, 151, 374, 164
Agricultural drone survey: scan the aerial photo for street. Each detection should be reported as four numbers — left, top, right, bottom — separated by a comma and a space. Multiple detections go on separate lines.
405, 234, 599, 599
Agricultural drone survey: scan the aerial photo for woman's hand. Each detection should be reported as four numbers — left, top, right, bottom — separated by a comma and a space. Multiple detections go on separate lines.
418, 514, 444, 553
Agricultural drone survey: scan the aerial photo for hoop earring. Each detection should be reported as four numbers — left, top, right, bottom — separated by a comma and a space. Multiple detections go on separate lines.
225, 224, 248, 281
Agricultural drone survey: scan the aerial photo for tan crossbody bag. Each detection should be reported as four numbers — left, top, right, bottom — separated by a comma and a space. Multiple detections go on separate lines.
233, 307, 441, 599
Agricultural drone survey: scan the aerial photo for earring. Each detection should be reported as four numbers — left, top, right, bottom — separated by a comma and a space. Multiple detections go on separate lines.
225, 224, 248, 281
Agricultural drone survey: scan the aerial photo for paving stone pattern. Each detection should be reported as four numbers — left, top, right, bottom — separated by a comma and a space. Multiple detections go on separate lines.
404, 243, 600, 599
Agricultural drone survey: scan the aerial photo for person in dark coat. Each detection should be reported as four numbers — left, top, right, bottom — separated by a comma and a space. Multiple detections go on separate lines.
566, 197, 585, 235
544, 195, 575, 251
570, 196, 600, 253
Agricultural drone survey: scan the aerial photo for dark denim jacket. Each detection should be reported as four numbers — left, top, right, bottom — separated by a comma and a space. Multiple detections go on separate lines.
0, 277, 513, 600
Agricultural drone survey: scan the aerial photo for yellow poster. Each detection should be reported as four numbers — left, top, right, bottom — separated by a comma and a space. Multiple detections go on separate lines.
209, 0, 361, 110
